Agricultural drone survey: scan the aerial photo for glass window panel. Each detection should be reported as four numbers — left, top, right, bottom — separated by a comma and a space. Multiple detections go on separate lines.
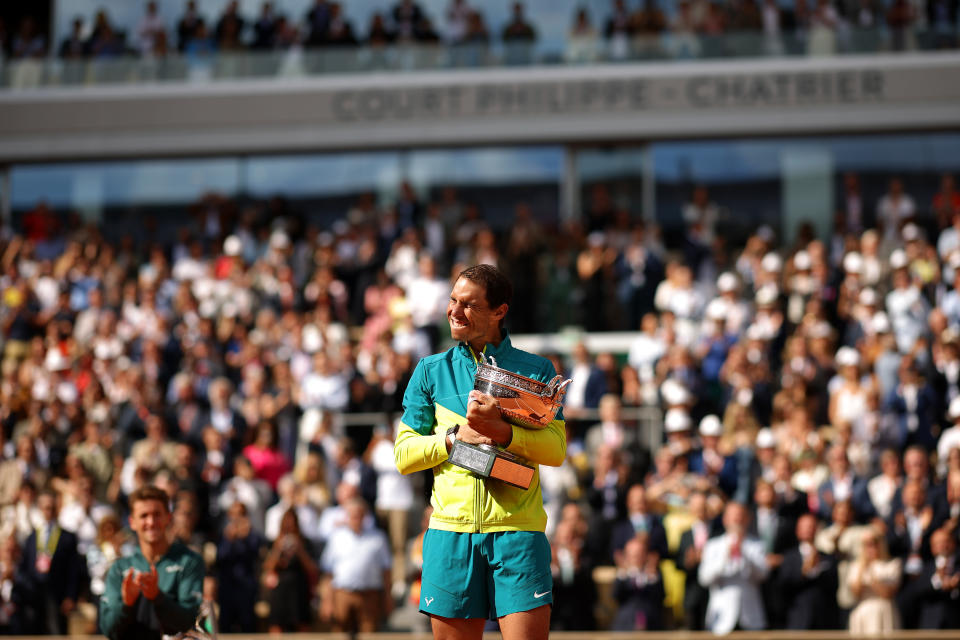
244, 151, 401, 199
407, 146, 563, 228
10, 158, 240, 211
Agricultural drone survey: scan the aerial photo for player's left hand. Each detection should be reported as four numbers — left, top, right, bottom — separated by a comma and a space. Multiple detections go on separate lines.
466, 391, 511, 445
138, 564, 160, 601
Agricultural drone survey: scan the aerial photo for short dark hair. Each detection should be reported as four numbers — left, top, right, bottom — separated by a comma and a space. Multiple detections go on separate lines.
457, 264, 513, 311
129, 485, 170, 512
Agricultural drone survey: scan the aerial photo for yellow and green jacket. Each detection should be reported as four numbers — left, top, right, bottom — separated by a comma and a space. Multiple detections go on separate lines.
394, 334, 566, 533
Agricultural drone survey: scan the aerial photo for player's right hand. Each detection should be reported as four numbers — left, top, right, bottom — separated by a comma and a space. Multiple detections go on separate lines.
122, 568, 141, 606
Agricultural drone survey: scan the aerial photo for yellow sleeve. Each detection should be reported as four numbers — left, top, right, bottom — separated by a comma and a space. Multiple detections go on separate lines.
504, 417, 566, 467
394, 421, 450, 474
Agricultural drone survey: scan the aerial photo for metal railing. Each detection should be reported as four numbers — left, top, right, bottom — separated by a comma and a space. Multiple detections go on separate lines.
1, 27, 957, 90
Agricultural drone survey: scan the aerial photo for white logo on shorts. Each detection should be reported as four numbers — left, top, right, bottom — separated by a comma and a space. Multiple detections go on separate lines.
425, 597, 434, 605
533, 590, 550, 598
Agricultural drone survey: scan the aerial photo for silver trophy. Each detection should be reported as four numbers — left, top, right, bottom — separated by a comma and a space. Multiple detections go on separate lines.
448, 354, 571, 489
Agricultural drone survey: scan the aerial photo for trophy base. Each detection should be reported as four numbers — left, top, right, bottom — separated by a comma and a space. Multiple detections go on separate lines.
448, 440, 535, 489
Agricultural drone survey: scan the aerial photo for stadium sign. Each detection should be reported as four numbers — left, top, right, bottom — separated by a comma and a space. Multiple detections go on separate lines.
0, 53, 957, 161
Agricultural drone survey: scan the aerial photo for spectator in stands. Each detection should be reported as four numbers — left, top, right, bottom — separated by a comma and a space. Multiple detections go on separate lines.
676, 491, 716, 630
817, 444, 874, 522
59, 17, 87, 59
0, 536, 31, 634
779, 513, 839, 629
136, 1, 167, 55
878, 177, 917, 244
176, 0, 202, 51
848, 527, 901, 634
391, 0, 425, 44
319, 497, 392, 633
869, 448, 904, 520
502, 2, 536, 63
252, 2, 279, 50
815, 499, 873, 627
11, 16, 46, 60
215, 1, 246, 47
263, 508, 317, 633
699, 501, 770, 634
909, 526, 960, 628
305, 0, 332, 46
567, 6, 600, 62
611, 483, 668, 565
612, 534, 665, 630
887, 0, 918, 50
549, 510, 597, 630
19, 490, 81, 634
216, 501, 262, 633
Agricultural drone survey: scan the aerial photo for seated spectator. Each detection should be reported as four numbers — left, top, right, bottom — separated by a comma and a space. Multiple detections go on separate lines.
612, 534, 665, 630
848, 528, 901, 634
868, 448, 904, 519
242, 420, 290, 491
817, 444, 874, 523
0, 536, 31, 635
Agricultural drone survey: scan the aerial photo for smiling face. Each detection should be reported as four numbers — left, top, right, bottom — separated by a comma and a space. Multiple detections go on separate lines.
446, 277, 506, 351
129, 498, 171, 546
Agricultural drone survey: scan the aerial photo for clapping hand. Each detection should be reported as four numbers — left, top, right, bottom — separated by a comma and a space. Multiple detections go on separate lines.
122, 568, 141, 606
138, 565, 159, 601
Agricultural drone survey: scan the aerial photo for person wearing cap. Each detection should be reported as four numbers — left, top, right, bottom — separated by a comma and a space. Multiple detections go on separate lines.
886, 255, 930, 355
829, 347, 869, 431
842, 287, 879, 347
836, 252, 864, 324
786, 250, 816, 325
663, 407, 694, 456
697, 300, 737, 414
716, 272, 750, 335
689, 415, 738, 498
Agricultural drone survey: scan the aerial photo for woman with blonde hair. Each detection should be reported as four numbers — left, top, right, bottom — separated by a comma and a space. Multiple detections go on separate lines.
848, 527, 901, 634
292, 450, 331, 513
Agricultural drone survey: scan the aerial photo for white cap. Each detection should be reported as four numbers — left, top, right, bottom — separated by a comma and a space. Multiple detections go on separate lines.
858, 288, 878, 306
270, 230, 290, 250
757, 225, 775, 244
587, 231, 606, 248
736, 387, 754, 406
949, 396, 960, 420
717, 272, 738, 293
661, 379, 693, 406
835, 346, 861, 367
843, 252, 863, 274
223, 235, 242, 257
302, 324, 323, 354
794, 250, 812, 271
761, 252, 783, 273
705, 298, 729, 321
890, 249, 908, 270
664, 409, 693, 433
745, 324, 767, 341
809, 321, 832, 340
699, 415, 722, 437
756, 427, 777, 449
871, 311, 891, 334
756, 284, 779, 307
902, 223, 920, 242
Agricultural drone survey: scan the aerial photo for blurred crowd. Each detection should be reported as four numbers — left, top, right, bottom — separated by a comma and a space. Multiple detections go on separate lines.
1, 0, 956, 69
1, 168, 960, 633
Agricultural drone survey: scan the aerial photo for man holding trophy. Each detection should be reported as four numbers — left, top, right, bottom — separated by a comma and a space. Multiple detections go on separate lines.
395, 264, 568, 640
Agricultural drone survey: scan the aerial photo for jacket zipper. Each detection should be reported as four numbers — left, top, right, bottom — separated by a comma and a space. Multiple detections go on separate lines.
467, 343, 483, 533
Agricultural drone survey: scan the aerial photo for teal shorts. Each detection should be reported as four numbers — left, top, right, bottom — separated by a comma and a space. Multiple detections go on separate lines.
419, 529, 553, 620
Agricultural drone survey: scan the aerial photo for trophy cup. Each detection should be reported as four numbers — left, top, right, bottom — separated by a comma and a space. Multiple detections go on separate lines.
447, 354, 571, 489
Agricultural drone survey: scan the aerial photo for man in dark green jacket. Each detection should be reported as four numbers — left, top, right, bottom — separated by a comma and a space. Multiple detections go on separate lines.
100, 485, 204, 640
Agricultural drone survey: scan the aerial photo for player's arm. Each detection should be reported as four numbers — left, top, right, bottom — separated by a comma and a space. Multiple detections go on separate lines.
394, 360, 447, 474
154, 555, 203, 635
99, 561, 136, 640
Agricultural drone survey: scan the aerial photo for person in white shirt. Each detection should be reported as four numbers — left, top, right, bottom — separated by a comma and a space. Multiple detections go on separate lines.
264, 474, 318, 544
937, 397, 960, 477
699, 501, 770, 634
137, 1, 167, 54
319, 497, 392, 634
877, 178, 917, 245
